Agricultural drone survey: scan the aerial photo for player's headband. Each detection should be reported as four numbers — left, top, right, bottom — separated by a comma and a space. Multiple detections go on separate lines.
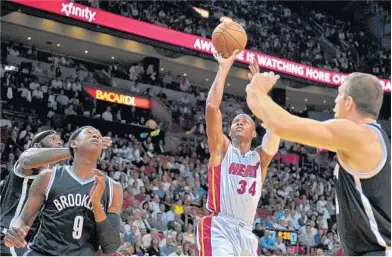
30, 130, 58, 147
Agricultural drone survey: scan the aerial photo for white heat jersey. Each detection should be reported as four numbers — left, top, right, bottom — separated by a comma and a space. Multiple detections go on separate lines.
206, 144, 262, 225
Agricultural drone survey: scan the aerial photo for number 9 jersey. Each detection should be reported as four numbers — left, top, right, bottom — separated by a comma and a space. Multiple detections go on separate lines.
27, 165, 114, 256
206, 143, 262, 225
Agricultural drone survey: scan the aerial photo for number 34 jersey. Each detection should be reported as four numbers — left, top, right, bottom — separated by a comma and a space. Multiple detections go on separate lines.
206, 144, 262, 225
30, 165, 115, 256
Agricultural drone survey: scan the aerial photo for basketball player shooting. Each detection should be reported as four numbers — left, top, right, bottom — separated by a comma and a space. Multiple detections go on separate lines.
4, 126, 122, 255
197, 50, 280, 256
0, 130, 64, 256
246, 71, 391, 255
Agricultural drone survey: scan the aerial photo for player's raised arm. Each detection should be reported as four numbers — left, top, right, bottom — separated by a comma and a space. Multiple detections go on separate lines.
206, 50, 239, 157
4, 169, 53, 248
90, 169, 122, 254
255, 126, 280, 183
245, 73, 372, 153
16, 148, 70, 175
248, 60, 280, 183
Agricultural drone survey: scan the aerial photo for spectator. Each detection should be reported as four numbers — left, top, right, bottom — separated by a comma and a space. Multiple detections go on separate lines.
160, 235, 176, 256
169, 245, 184, 256
102, 106, 113, 121
142, 228, 158, 248
179, 75, 190, 92
316, 248, 324, 256
56, 90, 69, 107
260, 230, 277, 254
51, 75, 63, 89
276, 236, 286, 254
147, 236, 161, 256
133, 238, 146, 256
299, 225, 316, 247
124, 225, 138, 245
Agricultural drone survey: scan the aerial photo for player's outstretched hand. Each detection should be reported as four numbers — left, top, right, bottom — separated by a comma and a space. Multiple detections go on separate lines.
247, 58, 260, 81
246, 71, 280, 95
90, 169, 106, 206
4, 226, 29, 248
213, 49, 240, 72
102, 137, 112, 150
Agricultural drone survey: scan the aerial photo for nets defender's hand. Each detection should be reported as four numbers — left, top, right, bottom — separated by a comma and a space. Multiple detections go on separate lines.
247, 58, 260, 81
90, 169, 106, 206
246, 72, 280, 95
4, 226, 30, 248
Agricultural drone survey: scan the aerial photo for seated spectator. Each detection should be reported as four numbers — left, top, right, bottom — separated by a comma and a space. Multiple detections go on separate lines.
252, 222, 265, 239
160, 235, 176, 256
183, 223, 195, 244
260, 230, 277, 255
133, 238, 146, 256
149, 212, 167, 232
169, 245, 184, 256
51, 75, 63, 89
64, 105, 77, 116
275, 236, 286, 254
56, 90, 69, 107
173, 200, 184, 214
124, 225, 138, 245
314, 228, 324, 245
102, 106, 113, 121
142, 228, 158, 248
147, 236, 161, 256
300, 225, 316, 247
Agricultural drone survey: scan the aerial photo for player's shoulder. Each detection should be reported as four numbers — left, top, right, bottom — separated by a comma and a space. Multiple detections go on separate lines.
324, 119, 378, 139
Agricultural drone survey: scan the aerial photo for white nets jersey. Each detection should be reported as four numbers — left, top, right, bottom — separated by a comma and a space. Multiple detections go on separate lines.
206, 144, 262, 225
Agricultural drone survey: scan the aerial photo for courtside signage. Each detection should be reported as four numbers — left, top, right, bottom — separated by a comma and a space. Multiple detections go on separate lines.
84, 87, 151, 109
12, 0, 391, 92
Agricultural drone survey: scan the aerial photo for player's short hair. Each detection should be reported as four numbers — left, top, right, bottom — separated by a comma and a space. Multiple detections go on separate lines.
344, 72, 384, 118
30, 130, 58, 148
68, 126, 95, 158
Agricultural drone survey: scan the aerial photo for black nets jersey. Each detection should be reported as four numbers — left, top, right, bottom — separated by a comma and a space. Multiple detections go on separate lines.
334, 123, 391, 255
28, 165, 116, 256
0, 162, 39, 256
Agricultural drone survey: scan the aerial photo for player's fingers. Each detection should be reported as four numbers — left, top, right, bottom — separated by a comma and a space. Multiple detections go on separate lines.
230, 49, 240, 60
213, 52, 220, 61
247, 73, 252, 81
5, 232, 25, 247
23, 226, 30, 234
14, 227, 27, 238
92, 169, 105, 177
4, 235, 20, 248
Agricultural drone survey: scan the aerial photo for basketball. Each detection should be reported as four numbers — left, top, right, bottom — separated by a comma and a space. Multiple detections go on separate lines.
212, 21, 247, 58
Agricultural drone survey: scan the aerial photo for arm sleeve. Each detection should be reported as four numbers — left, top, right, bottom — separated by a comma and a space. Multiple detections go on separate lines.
96, 213, 121, 254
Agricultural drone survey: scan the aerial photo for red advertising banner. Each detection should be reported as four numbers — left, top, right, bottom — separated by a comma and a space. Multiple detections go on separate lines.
281, 154, 300, 165
84, 87, 151, 109
12, 0, 391, 92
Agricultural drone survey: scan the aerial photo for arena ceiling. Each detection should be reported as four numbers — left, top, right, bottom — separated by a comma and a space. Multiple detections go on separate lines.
1, 11, 337, 109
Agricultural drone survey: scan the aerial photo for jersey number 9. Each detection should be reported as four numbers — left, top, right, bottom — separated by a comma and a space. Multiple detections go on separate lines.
72, 215, 84, 239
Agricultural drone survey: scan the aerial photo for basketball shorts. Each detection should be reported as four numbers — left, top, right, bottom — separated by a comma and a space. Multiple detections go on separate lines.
197, 213, 259, 256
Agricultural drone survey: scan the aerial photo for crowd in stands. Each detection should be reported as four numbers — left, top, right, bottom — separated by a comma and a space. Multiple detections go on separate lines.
78, 0, 391, 78
1, 39, 355, 256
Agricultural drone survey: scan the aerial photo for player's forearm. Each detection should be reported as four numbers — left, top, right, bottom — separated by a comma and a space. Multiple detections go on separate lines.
19, 148, 70, 170
206, 67, 229, 108
9, 217, 28, 229
93, 204, 121, 254
261, 130, 280, 156
246, 91, 296, 137
92, 203, 107, 222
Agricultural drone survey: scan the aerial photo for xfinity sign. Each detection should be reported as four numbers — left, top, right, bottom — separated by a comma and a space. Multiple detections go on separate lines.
61, 2, 96, 22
